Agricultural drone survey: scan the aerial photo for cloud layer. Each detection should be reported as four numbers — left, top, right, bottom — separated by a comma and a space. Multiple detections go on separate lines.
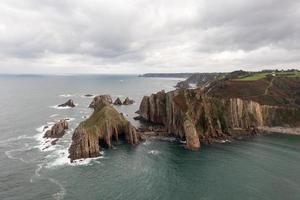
0, 0, 299, 74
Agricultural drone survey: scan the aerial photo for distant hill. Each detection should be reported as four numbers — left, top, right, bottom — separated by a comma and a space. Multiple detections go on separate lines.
139, 73, 194, 78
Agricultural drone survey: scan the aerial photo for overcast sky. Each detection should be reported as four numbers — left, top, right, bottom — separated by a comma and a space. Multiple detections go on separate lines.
0, 0, 299, 74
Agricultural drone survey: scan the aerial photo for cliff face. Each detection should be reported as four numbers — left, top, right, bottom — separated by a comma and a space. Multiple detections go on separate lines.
138, 88, 300, 150
69, 98, 140, 162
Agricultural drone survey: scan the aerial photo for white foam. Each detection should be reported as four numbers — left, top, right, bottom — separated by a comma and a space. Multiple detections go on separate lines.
216, 139, 231, 143
59, 94, 75, 98
50, 104, 78, 110
50, 114, 59, 118
4, 143, 32, 163
142, 140, 151, 145
0, 135, 34, 145
148, 150, 160, 155
49, 177, 66, 200
80, 94, 95, 98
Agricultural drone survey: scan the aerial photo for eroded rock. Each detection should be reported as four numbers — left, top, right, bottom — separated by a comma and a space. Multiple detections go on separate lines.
123, 97, 135, 105
89, 95, 112, 108
113, 98, 122, 105
69, 98, 140, 162
58, 99, 75, 107
44, 119, 68, 138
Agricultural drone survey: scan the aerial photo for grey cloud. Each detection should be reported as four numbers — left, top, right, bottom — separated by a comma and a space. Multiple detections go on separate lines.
0, 0, 299, 74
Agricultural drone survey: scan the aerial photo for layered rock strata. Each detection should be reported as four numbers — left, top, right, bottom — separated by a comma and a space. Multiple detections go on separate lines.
138, 89, 300, 149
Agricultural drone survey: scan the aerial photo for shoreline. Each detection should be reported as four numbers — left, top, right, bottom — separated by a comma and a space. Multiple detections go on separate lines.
259, 126, 300, 135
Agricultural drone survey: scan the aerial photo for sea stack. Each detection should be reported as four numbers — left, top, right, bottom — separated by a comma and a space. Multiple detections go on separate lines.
69, 97, 140, 162
123, 97, 135, 105
44, 119, 69, 139
58, 99, 75, 107
113, 98, 122, 105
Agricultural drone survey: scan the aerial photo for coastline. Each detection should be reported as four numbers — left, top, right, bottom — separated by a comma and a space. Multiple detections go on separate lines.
259, 126, 300, 135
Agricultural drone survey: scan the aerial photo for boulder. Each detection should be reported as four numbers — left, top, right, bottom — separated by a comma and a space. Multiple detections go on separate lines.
123, 97, 135, 105
113, 98, 122, 105
58, 99, 75, 107
44, 119, 68, 138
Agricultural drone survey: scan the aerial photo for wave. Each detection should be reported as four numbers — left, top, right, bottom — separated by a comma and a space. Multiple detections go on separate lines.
142, 140, 151, 145
50, 114, 59, 118
50, 104, 78, 110
0, 134, 34, 145
4, 143, 34, 163
148, 150, 160, 155
59, 94, 75, 98
80, 94, 95, 98
49, 177, 66, 200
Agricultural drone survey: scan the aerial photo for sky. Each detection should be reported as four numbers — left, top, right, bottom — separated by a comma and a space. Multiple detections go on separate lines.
0, 0, 299, 74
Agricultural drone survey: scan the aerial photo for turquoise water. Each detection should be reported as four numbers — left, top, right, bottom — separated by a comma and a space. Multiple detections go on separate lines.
0, 75, 300, 200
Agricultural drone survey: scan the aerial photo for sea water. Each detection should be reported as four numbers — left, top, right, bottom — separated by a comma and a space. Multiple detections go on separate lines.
0, 75, 300, 200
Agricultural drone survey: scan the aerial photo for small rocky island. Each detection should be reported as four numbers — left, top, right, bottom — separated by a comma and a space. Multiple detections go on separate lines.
69, 95, 140, 162
44, 119, 69, 145
58, 99, 76, 107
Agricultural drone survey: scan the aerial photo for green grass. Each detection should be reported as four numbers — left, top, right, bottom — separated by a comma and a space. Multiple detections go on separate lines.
235, 71, 300, 81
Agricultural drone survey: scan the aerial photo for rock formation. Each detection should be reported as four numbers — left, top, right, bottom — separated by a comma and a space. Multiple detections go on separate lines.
89, 95, 112, 108
58, 99, 75, 107
175, 81, 190, 89
69, 97, 140, 162
44, 119, 68, 138
113, 98, 122, 105
123, 97, 135, 105
137, 76, 300, 150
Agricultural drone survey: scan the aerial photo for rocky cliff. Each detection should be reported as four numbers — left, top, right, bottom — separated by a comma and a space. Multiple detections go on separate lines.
69, 97, 140, 162
138, 77, 300, 150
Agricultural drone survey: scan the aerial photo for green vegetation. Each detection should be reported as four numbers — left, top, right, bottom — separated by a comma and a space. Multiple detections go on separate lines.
81, 104, 127, 136
235, 71, 300, 81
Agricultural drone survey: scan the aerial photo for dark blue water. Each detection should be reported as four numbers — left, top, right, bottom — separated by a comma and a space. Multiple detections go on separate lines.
0, 75, 300, 200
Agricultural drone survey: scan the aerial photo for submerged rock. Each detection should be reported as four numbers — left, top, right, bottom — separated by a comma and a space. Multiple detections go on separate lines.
113, 98, 122, 105
69, 98, 140, 162
84, 94, 94, 97
123, 97, 135, 105
44, 119, 68, 138
58, 99, 75, 107
89, 95, 112, 108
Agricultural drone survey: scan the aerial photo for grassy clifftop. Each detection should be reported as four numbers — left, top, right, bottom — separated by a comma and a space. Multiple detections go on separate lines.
206, 70, 300, 107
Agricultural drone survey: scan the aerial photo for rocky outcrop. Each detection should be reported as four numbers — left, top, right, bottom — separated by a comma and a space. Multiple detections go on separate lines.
175, 81, 190, 89
137, 88, 300, 150
44, 119, 68, 138
123, 97, 135, 105
58, 99, 75, 107
89, 95, 112, 108
69, 98, 140, 162
113, 98, 122, 105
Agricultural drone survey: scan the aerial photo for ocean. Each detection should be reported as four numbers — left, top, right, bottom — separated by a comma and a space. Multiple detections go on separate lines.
1, 75, 300, 200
